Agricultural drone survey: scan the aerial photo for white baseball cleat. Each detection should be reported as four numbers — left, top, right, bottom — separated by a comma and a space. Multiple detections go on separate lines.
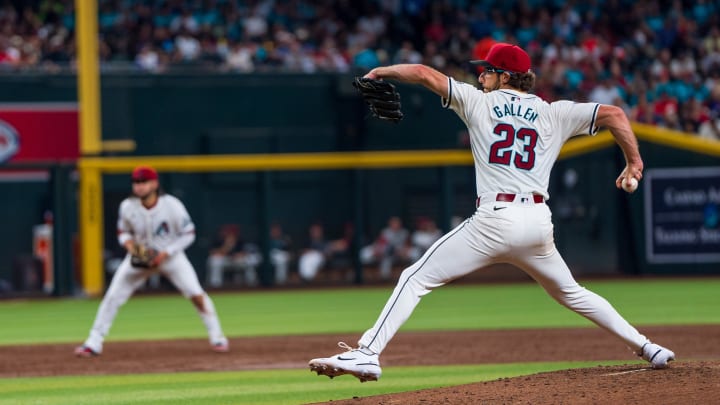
211, 342, 229, 353
639, 341, 675, 369
309, 342, 382, 382
74, 344, 99, 358
210, 336, 230, 353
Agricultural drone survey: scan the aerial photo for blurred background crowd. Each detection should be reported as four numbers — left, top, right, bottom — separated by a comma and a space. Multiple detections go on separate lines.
0, 0, 719, 138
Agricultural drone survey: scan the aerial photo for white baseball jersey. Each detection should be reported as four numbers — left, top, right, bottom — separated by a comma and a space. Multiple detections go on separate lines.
117, 194, 195, 256
443, 78, 600, 200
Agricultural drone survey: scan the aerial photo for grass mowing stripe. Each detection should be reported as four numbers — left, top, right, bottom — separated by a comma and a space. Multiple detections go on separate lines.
1, 279, 718, 345
0, 361, 638, 405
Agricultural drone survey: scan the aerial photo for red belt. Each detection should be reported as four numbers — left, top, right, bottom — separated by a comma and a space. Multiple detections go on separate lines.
476, 193, 544, 207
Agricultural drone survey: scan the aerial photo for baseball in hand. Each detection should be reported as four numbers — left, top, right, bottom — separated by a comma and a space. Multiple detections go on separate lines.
622, 177, 638, 193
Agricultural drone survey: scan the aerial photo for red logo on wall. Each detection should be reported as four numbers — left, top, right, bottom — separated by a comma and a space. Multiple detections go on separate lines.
0, 103, 79, 163
0, 119, 19, 163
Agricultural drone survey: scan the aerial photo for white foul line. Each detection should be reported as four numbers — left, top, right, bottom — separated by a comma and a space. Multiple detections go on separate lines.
603, 368, 651, 376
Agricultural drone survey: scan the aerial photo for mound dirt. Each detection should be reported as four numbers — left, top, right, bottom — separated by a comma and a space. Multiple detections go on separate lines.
2, 325, 718, 404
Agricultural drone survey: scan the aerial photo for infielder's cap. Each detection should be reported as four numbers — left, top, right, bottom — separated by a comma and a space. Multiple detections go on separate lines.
131, 165, 158, 182
470, 43, 531, 74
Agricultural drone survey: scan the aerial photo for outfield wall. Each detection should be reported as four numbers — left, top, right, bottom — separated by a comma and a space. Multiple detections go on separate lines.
0, 74, 717, 295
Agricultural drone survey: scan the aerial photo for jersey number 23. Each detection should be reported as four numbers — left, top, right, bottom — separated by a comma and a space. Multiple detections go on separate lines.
488, 123, 538, 170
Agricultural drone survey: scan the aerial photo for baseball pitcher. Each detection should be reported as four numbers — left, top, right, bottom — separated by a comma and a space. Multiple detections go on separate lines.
75, 166, 229, 356
310, 43, 674, 382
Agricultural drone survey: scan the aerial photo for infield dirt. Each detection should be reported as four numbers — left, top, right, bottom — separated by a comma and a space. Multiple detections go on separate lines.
2, 325, 719, 404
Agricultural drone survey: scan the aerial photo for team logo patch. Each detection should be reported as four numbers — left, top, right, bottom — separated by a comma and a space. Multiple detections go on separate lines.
0, 119, 19, 163
155, 221, 170, 236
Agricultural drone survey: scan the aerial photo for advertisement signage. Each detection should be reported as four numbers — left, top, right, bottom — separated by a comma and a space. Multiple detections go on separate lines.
0, 103, 78, 163
644, 167, 720, 264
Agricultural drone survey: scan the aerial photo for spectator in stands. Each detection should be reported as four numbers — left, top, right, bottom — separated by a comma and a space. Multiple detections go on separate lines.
315, 37, 350, 72
223, 39, 255, 72
654, 89, 682, 130
1, 0, 720, 139
360, 216, 411, 280
135, 44, 163, 72
269, 222, 292, 285
408, 217, 442, 262
298, 223, 329, 283
298, 222, 359, 283
392, 40, 422, 65
326, 222, 356, 280
630, 94, 657, 125
698, 106, 720, 141
174, 28, 201, 62
206, 224, 261, 288
708, 84, 720, 120
589, 74, 622, 106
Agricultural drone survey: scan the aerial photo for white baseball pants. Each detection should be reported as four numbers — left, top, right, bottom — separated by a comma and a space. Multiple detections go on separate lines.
359, 195, 648, 356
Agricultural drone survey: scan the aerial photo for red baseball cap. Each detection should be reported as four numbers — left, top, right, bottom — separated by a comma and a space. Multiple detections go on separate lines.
131, 165, 158, 182
470, 43, 531, 74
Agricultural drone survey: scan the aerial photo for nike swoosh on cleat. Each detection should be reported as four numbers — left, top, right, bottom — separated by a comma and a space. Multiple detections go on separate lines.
493, 206, 506, 211
337, 356, 356, 361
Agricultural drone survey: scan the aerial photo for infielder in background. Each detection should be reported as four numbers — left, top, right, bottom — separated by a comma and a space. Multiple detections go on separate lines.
309, 43, 674, 382
75, 166, 229, 356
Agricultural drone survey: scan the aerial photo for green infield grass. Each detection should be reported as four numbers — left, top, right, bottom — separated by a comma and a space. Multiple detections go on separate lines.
1, 278, 718, 345
0, 360, 639, 405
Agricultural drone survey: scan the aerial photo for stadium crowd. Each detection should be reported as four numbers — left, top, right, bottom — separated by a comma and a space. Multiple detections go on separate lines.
0, 0, 718, 138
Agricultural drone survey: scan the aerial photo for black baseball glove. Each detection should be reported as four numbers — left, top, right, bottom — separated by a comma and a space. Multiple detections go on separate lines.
352, 77, 404, 123
130, 244, 159, 269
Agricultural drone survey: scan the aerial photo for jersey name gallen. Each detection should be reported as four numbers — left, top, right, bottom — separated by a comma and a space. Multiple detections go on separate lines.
492, 101, 539, 123
443, 78, 599, 200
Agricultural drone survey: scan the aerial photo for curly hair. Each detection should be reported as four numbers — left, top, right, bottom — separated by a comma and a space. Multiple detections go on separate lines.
507, 71, 536, 92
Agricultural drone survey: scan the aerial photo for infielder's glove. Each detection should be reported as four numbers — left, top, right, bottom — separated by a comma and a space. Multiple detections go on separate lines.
130, 244, 159, 269
352, 77, 404, 123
